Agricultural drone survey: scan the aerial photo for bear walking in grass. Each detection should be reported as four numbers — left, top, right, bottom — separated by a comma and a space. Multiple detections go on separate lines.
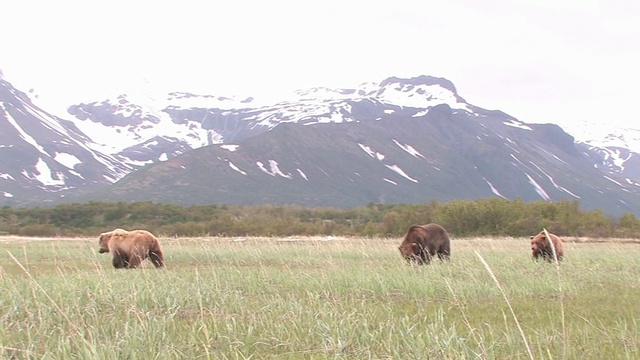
398, 223, 451, 265
530, 230, 564, 262
98, 228, 165, 269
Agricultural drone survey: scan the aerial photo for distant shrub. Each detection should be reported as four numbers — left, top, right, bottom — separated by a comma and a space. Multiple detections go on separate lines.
18, 224, 59, 237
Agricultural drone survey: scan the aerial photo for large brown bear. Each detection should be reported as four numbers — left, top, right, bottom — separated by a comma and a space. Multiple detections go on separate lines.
98, 228, 165, 269
530, 230, 564, 262
398, 223, 451, 265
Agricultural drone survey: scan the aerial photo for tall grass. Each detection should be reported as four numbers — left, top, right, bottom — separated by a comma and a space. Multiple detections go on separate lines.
0, 236, 639, 359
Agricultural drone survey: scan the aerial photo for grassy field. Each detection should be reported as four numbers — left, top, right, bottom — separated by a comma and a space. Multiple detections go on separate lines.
0, 235, 639, 359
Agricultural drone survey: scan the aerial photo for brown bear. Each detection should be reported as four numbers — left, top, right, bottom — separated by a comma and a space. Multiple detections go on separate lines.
98, 228, 165, 269
530, 230, 564, 262
398, 223, 451, 265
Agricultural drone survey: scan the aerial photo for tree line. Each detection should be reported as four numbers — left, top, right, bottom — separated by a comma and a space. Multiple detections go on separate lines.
1, 198, 639, 238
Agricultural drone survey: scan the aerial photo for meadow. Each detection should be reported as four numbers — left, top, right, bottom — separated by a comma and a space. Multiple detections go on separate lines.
0, 235, 639, 359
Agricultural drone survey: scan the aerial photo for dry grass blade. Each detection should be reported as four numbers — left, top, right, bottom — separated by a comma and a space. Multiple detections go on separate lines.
475, 250, 534, 360
542, 227, 567, 359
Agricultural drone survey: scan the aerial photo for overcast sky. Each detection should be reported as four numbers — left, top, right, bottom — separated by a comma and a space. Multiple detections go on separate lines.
2, 0, 638, 132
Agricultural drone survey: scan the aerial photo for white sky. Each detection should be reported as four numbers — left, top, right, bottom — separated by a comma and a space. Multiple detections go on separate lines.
2, 0, 639, 132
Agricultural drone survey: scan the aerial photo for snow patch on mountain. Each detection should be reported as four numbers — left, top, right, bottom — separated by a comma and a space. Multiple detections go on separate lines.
221, 144, 239, 152
413, 109, 429, 117
358, 144, 385, 160
4, 108, 48, 156
483, 177, 507, 199
525, 173, 551, 201
30, 158, 65, 186
385, 164, 418, 183
595, 147, 632, 173
54, 152, 82, 169
510, 154, 528, 169
529, 161, 580, 198
604, 176, 624, 187
26, 104, 70, 135
503, 120, 532, 130
297, 169, 308, 181
257, 160, 292, 179
228, 161, 246, 175
393, 140, 425, 158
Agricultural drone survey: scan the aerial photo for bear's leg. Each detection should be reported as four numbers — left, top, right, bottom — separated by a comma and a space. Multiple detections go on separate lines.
121, 254, 132, 268
437, 250, 450, 261
419, 247, 432, 265
112, 249, 132, 268
437, 243, 451, 261
127, 255, 142, 269
532, 249, 544, 261
112, 254, 127, 269
423, 244, 439, 264
149, 250, 164, 268
548, 252, 560, 263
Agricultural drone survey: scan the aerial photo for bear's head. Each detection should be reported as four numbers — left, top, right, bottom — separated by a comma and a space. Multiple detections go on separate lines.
98, 228, 127, 253
398, 242, 422, 263
530, 231, 562, 262
98, 232, 112, 253
530, 232, 549, 253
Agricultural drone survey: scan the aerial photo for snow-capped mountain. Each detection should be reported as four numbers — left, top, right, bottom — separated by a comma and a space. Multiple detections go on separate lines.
65, 76, 475, 154
0, 75, 130, 205
562, 121, 640, 181
563, 120, 640, 154
59, 76, 482, 168
2, 72, 640, 216
68, 74, 640, 185
94, 99, 640, 216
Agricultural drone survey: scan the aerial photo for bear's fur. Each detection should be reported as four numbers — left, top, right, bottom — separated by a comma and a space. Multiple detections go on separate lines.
398, 223, 451, 265
98, 228, 164, 269
530, 230, 564, 262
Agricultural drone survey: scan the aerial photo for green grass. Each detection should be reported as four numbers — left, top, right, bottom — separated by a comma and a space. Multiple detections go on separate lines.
1, 236, 639, 359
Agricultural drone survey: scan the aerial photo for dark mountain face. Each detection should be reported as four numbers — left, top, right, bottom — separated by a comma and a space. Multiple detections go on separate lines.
1, 73, 639, 216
